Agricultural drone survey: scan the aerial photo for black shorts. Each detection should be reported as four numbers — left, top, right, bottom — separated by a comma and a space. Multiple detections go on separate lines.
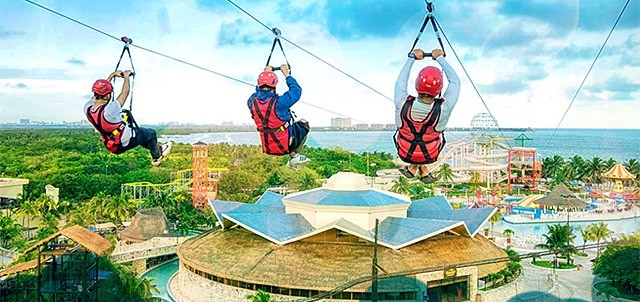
289, 120, 310, 151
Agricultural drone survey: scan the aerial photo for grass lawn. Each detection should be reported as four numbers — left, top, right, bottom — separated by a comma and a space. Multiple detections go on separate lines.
594, 282, 640, 301
532, 260, 576, 269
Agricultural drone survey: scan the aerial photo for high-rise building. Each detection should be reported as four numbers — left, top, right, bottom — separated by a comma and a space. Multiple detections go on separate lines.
331, 117, 351, 128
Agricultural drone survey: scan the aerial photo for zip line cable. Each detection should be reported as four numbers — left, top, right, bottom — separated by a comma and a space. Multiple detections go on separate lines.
544, 0, 632, 148
434, 18, 511, 147
224, 0, 395, 103
19, 0, 372, 125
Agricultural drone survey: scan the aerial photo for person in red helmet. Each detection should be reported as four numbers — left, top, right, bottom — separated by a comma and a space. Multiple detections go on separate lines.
84, 70, 171, 166
248, 64, 310, 169
394, 48, 460, 183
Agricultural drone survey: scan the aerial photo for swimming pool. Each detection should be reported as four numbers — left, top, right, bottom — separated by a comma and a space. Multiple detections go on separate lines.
142, 259, 178, 301
489, 216, 640, 245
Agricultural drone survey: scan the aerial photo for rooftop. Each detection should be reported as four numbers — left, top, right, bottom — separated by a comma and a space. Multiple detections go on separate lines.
178, 228, 507, 292
209, 173, 496, 249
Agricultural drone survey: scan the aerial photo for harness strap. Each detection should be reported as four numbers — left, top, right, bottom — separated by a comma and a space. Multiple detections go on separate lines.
398, 98, 442, 162
113, 37, 137, 123
408, 1, 446, 57
251, 97, 289, 154
86, 105, 125, 139
265, 28, 291, 74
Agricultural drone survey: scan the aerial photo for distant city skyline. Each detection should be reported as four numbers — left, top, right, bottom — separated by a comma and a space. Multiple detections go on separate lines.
0, 0, 638, 128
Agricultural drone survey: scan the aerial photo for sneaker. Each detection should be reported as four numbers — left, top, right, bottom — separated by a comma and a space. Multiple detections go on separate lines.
161, 142, 172, 157
286, 160, 299, 171
289, 154, 310, 166
151, 142, 172, 167
420, 174, 438, 184
152, 156, 163, 167
398, 167, 415, 179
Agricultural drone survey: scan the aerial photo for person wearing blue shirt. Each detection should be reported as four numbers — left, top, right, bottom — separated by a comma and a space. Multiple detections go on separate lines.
247, 64, 310, 169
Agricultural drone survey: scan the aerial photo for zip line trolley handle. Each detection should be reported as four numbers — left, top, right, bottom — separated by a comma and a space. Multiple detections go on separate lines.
408, 51, 433, 59
266, 27, 291, 74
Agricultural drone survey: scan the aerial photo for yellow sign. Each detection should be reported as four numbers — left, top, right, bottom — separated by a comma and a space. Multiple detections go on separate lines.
444, 267, 457, 278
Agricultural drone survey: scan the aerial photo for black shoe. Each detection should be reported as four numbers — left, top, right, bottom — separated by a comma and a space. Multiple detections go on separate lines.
398, 167, 415, 178
420, 174, 438, 184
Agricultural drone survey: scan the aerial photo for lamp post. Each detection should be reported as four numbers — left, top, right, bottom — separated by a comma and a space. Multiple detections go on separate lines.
175, 219, 180, 246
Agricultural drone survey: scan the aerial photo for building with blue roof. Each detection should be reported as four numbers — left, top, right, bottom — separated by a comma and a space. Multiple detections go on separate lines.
177, 172, 507, 302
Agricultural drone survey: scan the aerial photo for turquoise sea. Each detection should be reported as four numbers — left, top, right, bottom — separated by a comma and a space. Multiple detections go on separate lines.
164, 128, 640, 161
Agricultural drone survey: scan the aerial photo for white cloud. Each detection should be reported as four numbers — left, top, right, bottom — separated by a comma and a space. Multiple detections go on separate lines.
0, 0, 637, 128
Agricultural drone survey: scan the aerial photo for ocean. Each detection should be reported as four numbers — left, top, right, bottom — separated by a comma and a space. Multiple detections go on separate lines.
163, 128, 640, 161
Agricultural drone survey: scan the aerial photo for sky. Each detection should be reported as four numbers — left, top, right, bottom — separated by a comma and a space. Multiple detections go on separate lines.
0, 0, 638, 128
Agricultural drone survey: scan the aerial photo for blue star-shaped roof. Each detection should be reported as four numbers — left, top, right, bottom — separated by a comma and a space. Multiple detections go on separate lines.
208, 189, 495, 248
285, 188, 410, 207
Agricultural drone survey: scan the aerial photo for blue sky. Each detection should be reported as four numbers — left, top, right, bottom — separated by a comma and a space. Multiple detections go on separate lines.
0, 0, 638, 128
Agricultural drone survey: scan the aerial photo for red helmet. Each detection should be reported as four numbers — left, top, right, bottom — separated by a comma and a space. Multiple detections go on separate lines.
415, 66, 443, 96
92, 79, 113, 96
257, 71, 278, 88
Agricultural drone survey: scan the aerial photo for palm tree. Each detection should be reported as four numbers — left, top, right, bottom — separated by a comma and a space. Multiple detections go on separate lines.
489, 211, 502, 238
470, 172, 481, 184
16, 199, 38, 239
587, 222, 614, 257
596, 283, 620, 302
534, 224, 577, 268
604, 158, 617, 171
0, 214, 23, 248
296, 171, 319, 191
583, 157, 606, 184
246, 290, 272, 302
542, 155, 565, 180
503, 229, 514, 243
34, 193, 58, 217
101, 264, 160, 301
623, 159, 640, 176
566, 155, 585, 181
578, 225, 592, 253
104, 195, 136, 225
391, 177, 412, 196
435, 163, 454, 185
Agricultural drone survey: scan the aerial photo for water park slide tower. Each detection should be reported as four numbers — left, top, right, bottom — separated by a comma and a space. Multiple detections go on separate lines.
192, 141, 209, 210
507, 147, 541, 190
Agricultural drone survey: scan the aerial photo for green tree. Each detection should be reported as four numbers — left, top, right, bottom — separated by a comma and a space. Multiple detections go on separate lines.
489, 211, 502, 238
435, 163, 454, 185
588, 222, 614, 257
542, 155, 564, 180
604, 157, 617, 171
503, 229, 514, 242
0, 214, 23, 248
623, 159, 640, 176
592, 238, 640, 296
584, 157, 606, 183
15, 198, 38, 238
596, 283, 621, 302
294, 169, 320, 191
246, 289, 272, 302
566, 155, 585, 181
36, 213, 59, 240
101, 264, 161, 301
534, 224, 577, 268
390, 177, 412, 196
578, 225, 592, 252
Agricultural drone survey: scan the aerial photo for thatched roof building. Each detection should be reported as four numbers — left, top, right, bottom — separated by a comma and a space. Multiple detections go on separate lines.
24, 225, 111, 255
175, 173, 507, 301
119, 207, 173, 243
536, 184, 589, 209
